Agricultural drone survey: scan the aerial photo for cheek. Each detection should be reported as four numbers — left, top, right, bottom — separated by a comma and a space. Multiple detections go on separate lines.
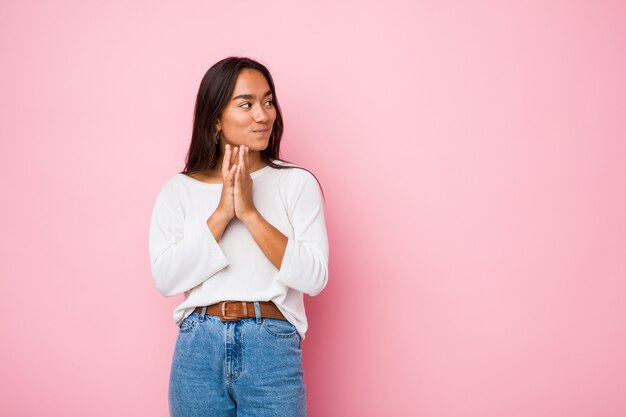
231, 112, 250, 126
222, 117, 250, 134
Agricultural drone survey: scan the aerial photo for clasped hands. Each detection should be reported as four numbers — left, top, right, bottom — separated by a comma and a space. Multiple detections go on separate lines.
217, 144, 258, 224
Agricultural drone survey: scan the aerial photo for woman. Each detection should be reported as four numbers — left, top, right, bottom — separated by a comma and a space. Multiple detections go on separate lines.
149, 56, 329, 417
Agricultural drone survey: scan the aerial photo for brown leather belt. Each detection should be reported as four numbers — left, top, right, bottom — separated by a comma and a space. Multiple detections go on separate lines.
193, 301, 287, 322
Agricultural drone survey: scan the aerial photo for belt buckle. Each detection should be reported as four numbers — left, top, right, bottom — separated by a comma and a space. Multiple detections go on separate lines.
219, 301, 246, 322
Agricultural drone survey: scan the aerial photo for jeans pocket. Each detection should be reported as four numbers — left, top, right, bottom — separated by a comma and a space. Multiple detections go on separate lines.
178, 315, 197, 333
262, 318, 299, 338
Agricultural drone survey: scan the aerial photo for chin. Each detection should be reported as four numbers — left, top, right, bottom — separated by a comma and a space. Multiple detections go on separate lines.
253, 140, 271, 151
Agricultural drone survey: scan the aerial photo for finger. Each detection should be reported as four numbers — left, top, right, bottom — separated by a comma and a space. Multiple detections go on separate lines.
231, 146, 239, 166
239, 145, 245, 171
230, 146, 239, 165
229, 163, 237, 184
246, 147, 250, 176
235, 163, 241, 186
223, 145, 231, 174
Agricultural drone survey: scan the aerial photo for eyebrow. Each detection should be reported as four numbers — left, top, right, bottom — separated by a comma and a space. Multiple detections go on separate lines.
232, 90, 273, 101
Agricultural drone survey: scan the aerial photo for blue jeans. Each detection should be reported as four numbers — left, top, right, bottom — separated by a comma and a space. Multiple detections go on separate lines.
168, 302, 307, 417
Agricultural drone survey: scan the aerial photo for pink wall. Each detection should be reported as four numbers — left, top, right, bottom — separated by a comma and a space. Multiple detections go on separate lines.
1, 1, 625, 416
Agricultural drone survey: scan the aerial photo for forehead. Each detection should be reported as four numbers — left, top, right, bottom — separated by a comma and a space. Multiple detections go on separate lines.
232, 69, 271, 95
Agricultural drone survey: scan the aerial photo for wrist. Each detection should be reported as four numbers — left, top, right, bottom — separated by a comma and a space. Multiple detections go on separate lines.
241, 209, 261, 226
213, 207, 233, 223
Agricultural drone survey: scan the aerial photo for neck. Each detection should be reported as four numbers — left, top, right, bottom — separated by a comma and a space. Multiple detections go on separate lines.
245, 150, 265, 172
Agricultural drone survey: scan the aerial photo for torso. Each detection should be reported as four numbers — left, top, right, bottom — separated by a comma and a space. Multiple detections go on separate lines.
187, 171, 223, 184
186, 162, 270, 184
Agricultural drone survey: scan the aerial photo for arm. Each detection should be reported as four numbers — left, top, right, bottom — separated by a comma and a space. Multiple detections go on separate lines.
207, 208, 232, 242
242, 211, 289, 270
243, 169, 329, 296
149, 194, 230, 297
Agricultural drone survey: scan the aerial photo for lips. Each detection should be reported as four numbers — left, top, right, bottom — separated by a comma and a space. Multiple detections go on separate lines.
253, 128, 270, 132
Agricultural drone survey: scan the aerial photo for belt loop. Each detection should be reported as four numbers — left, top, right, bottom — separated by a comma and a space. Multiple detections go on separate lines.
253, 301, 262, 324
200, 305, 207, 321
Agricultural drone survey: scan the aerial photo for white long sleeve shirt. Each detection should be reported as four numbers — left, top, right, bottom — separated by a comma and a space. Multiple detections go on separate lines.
148, 159, 329, 340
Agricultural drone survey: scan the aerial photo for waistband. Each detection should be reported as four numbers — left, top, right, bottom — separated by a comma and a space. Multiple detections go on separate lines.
193, 301, 287, 322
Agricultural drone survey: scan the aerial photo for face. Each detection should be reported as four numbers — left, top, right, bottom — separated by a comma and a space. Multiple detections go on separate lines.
215, 68, 276, 151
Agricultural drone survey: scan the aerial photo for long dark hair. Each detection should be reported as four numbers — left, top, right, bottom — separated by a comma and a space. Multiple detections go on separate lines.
180, 56, 325, 201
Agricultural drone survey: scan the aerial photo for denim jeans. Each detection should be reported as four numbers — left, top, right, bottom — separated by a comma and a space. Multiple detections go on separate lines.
168, 302, 306, 417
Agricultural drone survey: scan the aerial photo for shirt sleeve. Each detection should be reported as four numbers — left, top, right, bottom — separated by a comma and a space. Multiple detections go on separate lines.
276, 168, 329, 296
148, 189, 230, 297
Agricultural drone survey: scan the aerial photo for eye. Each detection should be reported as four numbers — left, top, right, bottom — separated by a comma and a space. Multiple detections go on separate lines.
239, 100, 274, 109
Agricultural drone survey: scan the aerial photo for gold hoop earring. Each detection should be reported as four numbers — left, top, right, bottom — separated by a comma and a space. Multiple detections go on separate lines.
214, 131, 220, 144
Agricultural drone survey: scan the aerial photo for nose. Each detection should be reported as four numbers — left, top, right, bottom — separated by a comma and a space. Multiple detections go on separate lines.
252, 104, 270, 123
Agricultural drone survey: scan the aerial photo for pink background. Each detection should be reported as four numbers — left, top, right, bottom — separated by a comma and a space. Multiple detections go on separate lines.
1, 1, 625, 416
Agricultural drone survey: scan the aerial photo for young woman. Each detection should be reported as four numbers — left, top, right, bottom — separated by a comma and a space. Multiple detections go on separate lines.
149, 56, 329, 417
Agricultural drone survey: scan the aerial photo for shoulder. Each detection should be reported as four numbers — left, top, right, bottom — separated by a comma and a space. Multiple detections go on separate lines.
274, 161, 323, 206
273, 160, 319, 187
157, 174, 188, 199
152, 174, 190, 214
